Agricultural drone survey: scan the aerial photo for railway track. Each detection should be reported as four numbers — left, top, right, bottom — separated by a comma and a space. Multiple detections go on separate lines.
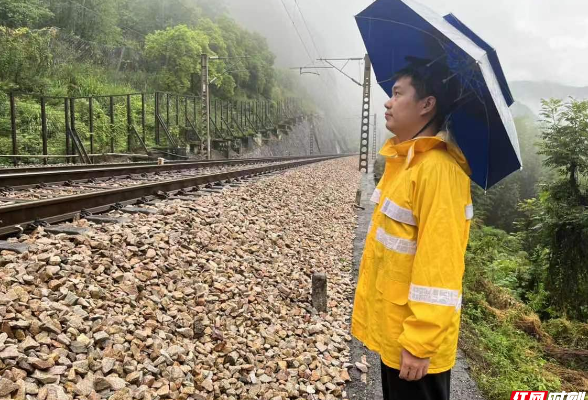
0, 155, 325, 175
0, 155, 344, 238
0, 155, 328, 187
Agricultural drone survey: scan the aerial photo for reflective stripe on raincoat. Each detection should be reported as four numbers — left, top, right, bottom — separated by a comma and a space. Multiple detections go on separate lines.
351, 131, 473, 373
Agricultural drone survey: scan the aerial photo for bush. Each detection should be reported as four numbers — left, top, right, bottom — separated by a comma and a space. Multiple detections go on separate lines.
543, 318, 588, 350
0, 27, 53, 91
461, 224, 564, 398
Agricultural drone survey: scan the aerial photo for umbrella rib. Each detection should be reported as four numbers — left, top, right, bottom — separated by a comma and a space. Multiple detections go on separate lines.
355, 16, 444, 46
377, 77, 396, 85
442, 59, 479, 84
481, 85, 491, 190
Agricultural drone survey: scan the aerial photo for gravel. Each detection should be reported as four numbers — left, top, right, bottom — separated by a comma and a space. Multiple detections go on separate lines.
0, 157, 361, 400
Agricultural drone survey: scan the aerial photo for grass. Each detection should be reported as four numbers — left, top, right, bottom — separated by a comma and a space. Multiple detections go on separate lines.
460, 223, 588, 397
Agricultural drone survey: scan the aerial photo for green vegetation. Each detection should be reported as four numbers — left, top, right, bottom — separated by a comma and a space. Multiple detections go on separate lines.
0, 0, 286, 98
0, 0, 310, 162
462, 222, 588, 396
461, 98, 588, 397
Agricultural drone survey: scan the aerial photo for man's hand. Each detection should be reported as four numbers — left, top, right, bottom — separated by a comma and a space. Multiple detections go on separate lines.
399, 349, 430, 381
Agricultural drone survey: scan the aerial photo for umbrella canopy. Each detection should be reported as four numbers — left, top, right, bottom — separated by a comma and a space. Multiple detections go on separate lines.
356, 0, 522, 189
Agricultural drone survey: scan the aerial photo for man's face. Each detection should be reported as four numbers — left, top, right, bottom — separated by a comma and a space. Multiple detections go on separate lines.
384, 76, 431, 141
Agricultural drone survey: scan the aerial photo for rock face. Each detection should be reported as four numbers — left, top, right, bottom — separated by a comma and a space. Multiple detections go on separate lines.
233, 116, 344, 158
0, 158, 360, 400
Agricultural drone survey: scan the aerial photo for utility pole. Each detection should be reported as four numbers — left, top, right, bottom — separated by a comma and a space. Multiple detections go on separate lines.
372, 113, 378, 161
316, 58, 364, 86
296, 56, 372, 172
201, 54, 211, 159
201, 54, 250, 159
359, 54, 372, 173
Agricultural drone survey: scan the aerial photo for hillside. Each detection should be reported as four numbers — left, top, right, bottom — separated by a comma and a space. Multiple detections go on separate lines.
510, 80, 588, 117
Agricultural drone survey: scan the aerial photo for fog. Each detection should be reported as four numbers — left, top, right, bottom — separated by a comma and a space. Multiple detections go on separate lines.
223, 0, 588, 149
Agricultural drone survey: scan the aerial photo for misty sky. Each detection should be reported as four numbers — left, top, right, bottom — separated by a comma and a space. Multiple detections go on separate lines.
227, 0, 588, 87
229, 0, 588, 86
225, 0, 588, 145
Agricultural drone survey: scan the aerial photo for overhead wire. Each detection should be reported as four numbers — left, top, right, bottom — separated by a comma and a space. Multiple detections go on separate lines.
279, 0, 315, 63
293, 0, 321, 60
278, 0, 351, 148
291, 0, 339, 88
289, 0, 362, 143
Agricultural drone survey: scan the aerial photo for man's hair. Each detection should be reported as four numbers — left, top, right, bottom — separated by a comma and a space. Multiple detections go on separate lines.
393, 57, 460, 129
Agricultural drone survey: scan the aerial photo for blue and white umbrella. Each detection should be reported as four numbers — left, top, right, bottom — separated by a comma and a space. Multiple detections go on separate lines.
356, 0, 522, 189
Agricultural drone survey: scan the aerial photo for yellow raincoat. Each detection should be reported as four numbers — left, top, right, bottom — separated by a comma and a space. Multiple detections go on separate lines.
351, 131, 473, 373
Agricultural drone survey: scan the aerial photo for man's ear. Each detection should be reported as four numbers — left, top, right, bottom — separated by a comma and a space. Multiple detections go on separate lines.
420, 96, 437, 116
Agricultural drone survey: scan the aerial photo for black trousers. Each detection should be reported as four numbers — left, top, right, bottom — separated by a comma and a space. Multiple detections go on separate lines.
381, 360, 451, 400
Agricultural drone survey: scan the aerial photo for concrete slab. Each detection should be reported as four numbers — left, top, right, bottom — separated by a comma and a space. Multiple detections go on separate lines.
0, 241, 29, 254
85, 216, 129, 224
168, 196, 203, 201
121, 207, 159, 215
45, 225, 90, 236
200, 188, 224, 194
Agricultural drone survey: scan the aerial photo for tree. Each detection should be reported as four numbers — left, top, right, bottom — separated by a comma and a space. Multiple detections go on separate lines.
195, 0, 227, 19
539, 98, 588, 204
535, 98, 588, 319
48, 0, 122, 45
0, 0, 53, 28
118, 0, 203, 34
145, 25, 210, 93
144, 24, 236, 96
0, 27, 53, 91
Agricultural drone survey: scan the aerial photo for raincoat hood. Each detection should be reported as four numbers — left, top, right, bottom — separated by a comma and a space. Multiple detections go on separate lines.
379, 131, 472, 176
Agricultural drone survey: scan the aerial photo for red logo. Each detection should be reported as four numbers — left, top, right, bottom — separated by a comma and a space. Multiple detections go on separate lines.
510, 392, 549, 400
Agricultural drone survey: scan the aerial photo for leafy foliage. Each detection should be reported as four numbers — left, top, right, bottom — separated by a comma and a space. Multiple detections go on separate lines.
539, 98, 588, 203
48, 0, 123, 45
460, 224, 571, 399
145, 25, 214, 93
0, 27, 54, 92
0, 0, 53, 28
525, 98, 588, 319
0, 0, 308, 164
0, 0, 284, 102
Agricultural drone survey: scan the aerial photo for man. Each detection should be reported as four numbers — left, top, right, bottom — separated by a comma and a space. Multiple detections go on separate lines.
351, 58, 473, 400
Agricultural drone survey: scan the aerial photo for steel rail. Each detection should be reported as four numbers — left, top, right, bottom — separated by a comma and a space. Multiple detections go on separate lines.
0, 156, 343, 237
0, 155, 341, 187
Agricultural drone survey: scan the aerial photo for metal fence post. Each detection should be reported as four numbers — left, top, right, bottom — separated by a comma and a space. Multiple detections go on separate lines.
155, 92, 160, 145
9, 93, 17, 166
175, 94, 179, 126
141, 93, 146, 143
70, 98, 76, 164
41, 96, 48, 165
166, 93, 170, 127
64, 98, 70, 164
214, 99, 218, 137
110, 96, 115, 153
127, 94, 132, 152
89, 97, 94, 162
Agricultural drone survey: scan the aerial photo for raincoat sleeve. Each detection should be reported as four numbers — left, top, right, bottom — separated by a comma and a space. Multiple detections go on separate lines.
397, 159, 467, 359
